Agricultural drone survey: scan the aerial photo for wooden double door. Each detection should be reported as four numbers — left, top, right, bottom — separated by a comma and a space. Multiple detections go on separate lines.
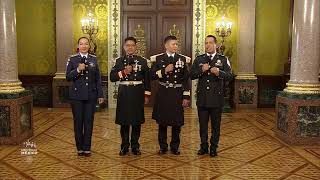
121, 0, 193, 105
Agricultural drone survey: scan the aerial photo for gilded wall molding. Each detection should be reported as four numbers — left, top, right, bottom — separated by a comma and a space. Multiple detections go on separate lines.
108, 0, 121, 108
192, 0, 206, 108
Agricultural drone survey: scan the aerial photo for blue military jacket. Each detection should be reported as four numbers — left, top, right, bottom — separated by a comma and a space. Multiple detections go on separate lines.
190, 53, 233, 107
66, 53, 104, 101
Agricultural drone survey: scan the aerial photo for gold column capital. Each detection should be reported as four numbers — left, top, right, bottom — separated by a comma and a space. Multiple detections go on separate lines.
284, 83, 320, 94
0, 81, 25, 93
53, 72, 66, 79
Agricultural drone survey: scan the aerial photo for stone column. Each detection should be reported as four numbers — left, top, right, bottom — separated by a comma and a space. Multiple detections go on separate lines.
276, 0, 320, 145
52, 0, 73, 107
234, 0, 258, 108
0, 0, 24, 92
0, 0, 33, 145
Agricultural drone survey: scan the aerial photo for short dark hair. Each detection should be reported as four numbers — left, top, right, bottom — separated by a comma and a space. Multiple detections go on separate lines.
206, 35, 217, 43
164, 35, 177, 43
77, 36, 90, 44
124, 36, 137, 44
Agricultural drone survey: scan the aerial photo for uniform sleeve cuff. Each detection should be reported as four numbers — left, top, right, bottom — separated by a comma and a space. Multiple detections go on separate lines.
218, 70, 225, 79
156, 70, 163, 78
183, 91, 190, 96
145, 91, 151, 96
118, 71, 123, 79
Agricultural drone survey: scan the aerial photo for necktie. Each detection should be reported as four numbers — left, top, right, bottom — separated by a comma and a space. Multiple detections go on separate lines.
207, 55, 212, 64
169, 56, 174, 64
81, 56, 87, 64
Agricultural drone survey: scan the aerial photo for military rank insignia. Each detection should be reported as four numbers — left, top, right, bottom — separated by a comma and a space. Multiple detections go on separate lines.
175, 58, 184, 72
89, 62, 95, 68
215, 59, 223, 67
133, 60, 142, 72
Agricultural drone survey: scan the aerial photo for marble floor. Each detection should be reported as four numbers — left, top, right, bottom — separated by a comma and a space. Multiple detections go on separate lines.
0, 107, 319, 180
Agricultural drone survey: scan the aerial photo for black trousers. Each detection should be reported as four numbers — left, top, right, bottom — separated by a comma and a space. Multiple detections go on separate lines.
158, 125, 181, 151
197, 106, 222, 150
71, 99, 96, 151
120, 125, 141, 150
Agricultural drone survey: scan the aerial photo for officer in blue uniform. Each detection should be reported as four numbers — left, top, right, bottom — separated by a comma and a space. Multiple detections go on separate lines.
190, 35, 233, 157
66, 37, 104, 157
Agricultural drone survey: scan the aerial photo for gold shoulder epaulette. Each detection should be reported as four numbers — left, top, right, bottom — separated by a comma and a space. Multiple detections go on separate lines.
150, 53, 164, 62
178, 54, 191, 64
140, 56, 149, 61
139, 56, 152, 68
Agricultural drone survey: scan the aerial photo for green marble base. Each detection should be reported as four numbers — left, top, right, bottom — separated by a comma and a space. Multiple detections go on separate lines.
278, 91, 320, 100
0, 90, 32, 99
276, 91, 320, 145
0, 90, 33, 145
234, 78, 258, 108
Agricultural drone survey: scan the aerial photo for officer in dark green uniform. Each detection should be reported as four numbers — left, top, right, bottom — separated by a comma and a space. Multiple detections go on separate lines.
190, 35, 233, 157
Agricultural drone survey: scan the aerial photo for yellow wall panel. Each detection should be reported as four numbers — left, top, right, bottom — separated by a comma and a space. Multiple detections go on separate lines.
16, 0, 56, 75
73, 0, 108, 75
206, 0, 238, 73
255, 0, 291, 75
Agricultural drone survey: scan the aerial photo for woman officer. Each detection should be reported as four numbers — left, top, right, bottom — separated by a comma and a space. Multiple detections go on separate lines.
66, 37, 104, 157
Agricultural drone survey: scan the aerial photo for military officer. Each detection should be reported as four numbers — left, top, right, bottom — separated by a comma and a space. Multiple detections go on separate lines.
190, 35, 233, 157
66, 36, 104, 157
150, 35, 191, 155
110, 37, 151, 156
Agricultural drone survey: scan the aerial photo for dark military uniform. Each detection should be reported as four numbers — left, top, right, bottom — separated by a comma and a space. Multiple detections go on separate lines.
150, 53, 191, 151
190, 53, 233, 152
110, 55, 151, 151
66, 53, 104, 153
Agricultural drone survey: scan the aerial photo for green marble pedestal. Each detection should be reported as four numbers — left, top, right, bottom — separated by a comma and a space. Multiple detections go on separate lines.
234, 79, 258, 108
0, 91, 33, 145
276, 92, 320, 145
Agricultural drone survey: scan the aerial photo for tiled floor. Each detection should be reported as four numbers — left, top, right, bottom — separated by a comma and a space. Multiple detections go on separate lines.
0, 107, 319, 180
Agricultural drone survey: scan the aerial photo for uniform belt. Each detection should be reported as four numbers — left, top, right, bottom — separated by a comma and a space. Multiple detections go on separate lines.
119, 81, 143, 86
159, 82, 182, 88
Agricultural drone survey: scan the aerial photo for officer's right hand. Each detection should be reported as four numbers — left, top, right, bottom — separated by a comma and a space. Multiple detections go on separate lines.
124, 65, 133, 75
165, 64, 174, 74
78, 63, 86, 71
202, 63, 210, 72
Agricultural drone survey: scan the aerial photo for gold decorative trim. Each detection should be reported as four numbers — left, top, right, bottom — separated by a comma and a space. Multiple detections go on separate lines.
169, 24, 182, 53
53, 73, 66, 79
284, 83, 320, 94
108, 0, 121, 108
235, 73, 257, 80
0, 82, 25, 93
192, 0, 206, 108
133, 24, 147, 57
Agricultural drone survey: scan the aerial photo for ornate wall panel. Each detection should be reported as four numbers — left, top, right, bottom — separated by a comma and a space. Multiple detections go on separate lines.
73, 0, 108, 75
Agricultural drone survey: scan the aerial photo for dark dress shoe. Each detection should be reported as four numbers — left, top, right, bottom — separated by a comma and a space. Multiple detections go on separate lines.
132, 148, 141, 155
210, 149, 217, 157
77, 150, 84, 156
197, 149, 209, 155
119, 149, 129, 156
171, 150, 180, 155
83, 151, 91, 157
158, 149, 168, 155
